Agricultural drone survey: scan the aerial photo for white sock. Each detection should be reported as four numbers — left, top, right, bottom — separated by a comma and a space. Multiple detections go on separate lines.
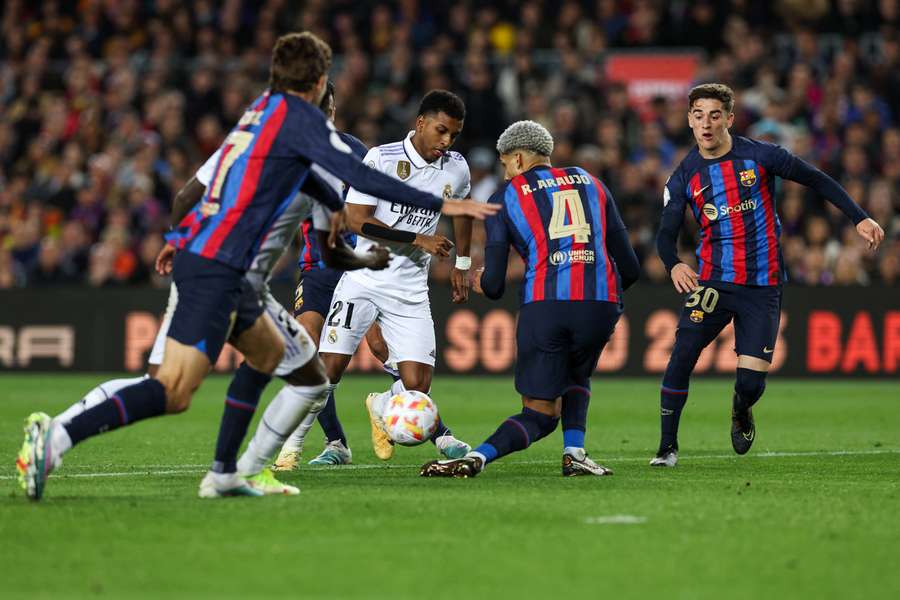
389, 379, 406, 396
49, 421, 73, 460
282, 382, 337, 452
237, 382, 329, 476
55, 375, 149, 424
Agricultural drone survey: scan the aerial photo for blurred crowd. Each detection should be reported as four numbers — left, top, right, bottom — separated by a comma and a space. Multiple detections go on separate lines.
1, 0, 898, 290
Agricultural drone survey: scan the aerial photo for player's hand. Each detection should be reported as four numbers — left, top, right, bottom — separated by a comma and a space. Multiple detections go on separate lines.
363, 245, 391, 270
440, 199, 499, 220
329, 209, 349, 248
413, 234, 454, 257
670, 262, 699, 294
155, 243, 176, 275
470, 267, 484, 295
450, 266, 470, 303
856, 218, 885, 251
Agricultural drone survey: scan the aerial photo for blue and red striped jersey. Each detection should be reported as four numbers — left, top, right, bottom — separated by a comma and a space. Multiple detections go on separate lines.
484, 166, 625, 305
661, 136, 791, 286
165, 92, 444, 271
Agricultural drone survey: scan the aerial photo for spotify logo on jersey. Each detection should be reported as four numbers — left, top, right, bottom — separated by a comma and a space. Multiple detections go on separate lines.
702, 203, 719, 220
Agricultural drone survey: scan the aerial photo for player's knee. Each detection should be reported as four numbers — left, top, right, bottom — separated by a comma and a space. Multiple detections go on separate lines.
403, 373, 431, 393
161, 382, 193, 414
666, 333, 706, 379
246, 342, 284, 375
283, 356, 328, 387
735, 368, 767, 405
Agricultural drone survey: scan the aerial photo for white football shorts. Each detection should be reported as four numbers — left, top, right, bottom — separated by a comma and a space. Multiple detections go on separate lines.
318, 273, 436, 366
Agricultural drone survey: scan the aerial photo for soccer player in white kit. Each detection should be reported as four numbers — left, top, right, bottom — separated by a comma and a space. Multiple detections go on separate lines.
317, 90, 475, 460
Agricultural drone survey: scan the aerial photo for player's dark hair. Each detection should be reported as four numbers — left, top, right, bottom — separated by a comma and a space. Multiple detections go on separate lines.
688, 83, 735, 114
319, 80, 335, 111
269, 32, 332, 95
417, 90, 466, 121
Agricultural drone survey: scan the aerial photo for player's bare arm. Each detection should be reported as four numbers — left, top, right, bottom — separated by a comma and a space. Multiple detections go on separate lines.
315, 228, 390, 271
156, 176, 207, 275
450, 210, 474, 303
345, 203, 454, 257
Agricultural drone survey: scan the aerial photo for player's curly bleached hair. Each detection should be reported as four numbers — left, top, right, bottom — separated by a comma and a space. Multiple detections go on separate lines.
496, 120, 554, 157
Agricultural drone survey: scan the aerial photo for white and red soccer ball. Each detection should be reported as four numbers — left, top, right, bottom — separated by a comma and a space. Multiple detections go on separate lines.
383, 390, 439, 446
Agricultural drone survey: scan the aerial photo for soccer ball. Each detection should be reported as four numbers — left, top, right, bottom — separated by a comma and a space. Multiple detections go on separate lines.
382, 390, 439, 446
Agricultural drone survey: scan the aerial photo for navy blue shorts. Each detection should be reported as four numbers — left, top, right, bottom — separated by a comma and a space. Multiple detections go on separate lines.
231, 279, 266, 340
515, 300, 622, 400
676, 281, 782, 361
293, 268, 343, 318
168, 251, 244, 363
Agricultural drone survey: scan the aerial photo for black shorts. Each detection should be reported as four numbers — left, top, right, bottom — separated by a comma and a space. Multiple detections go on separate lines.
293, 267, 343, 318
168, 251, 244, 363
230, 279, 266, 340
515, 300, 622, 400
676, 280, 782, 361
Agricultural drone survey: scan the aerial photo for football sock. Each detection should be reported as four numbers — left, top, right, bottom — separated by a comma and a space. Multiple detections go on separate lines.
474, 408, 559, 465
734, 368, 767, 409
286, 382, 337, 451
63, 378, 167, 448
383, 361, 401, 381
660, 368, 691, 450
315, 386, 347, 446
56, 375, 150, 424
237, 381, 329, 475
212, 363, 271, 474
561, 385, 590, 449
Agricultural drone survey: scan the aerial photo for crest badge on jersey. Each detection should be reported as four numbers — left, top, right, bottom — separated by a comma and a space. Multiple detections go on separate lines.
690, 309, 705, 323
200, 201, 220, 217
397, 160, 411, 180
739, 169, 757, 187
442, 184, 453, 200
327, 328, 338, 344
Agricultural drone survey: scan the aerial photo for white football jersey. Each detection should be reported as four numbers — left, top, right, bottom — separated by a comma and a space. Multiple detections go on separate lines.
345, 131, 471, 304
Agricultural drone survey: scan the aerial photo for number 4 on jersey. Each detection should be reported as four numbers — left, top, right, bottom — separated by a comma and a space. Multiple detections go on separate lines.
549, 190, 591, 243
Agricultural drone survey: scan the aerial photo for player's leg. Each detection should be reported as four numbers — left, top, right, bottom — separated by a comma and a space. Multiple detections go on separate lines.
651, 285, 732, 467
729, 285, 781, 455
203, 284, 284, 489
560, 302, 621, 476
234, 293, 329, 493
18, 253, 241, 499
272, 271, 331, 467
420, 303, 563, 478
54, 282, 179, 423
366, 322, 400, 379
368, 304, 470, 459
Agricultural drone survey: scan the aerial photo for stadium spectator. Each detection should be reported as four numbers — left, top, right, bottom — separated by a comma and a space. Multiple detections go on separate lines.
0, 0, 896, 288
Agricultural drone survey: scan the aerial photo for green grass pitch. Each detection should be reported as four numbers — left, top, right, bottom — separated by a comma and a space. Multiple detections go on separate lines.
1, 375, 898, 599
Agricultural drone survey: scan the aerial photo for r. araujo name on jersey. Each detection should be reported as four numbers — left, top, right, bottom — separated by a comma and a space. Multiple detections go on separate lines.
662, 136, 787, 286
488, 166, 622, 305
345, 131, 472, 304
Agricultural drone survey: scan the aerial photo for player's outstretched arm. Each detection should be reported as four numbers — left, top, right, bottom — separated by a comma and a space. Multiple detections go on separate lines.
656, 173, 697, 293
763, 143, 884, 250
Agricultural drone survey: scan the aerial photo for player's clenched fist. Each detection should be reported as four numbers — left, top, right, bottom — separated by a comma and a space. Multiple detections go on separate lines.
670, 262, 699, 294
413, 234, 454, 257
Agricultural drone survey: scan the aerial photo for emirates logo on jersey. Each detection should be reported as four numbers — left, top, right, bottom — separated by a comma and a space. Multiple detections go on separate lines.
396, 160, 411, 180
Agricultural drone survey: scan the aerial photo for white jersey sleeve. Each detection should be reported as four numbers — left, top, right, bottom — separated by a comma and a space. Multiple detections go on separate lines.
195, 148, 222, 188
345, 148, 381, 206
450, 152, 472, 199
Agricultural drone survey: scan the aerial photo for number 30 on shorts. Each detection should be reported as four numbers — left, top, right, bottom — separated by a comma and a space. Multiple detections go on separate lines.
684, 286, 719, 313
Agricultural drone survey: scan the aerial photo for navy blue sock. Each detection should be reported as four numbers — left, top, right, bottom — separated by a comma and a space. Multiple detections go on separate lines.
64, 378, 167, 446
213, 363, 271, 473
474, 407, 559, 465
659, 385, 688, 451
561, 385, 590, 449
735, 368, 767, 409
316, 390, 347, 446
429, 416, 452, 444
